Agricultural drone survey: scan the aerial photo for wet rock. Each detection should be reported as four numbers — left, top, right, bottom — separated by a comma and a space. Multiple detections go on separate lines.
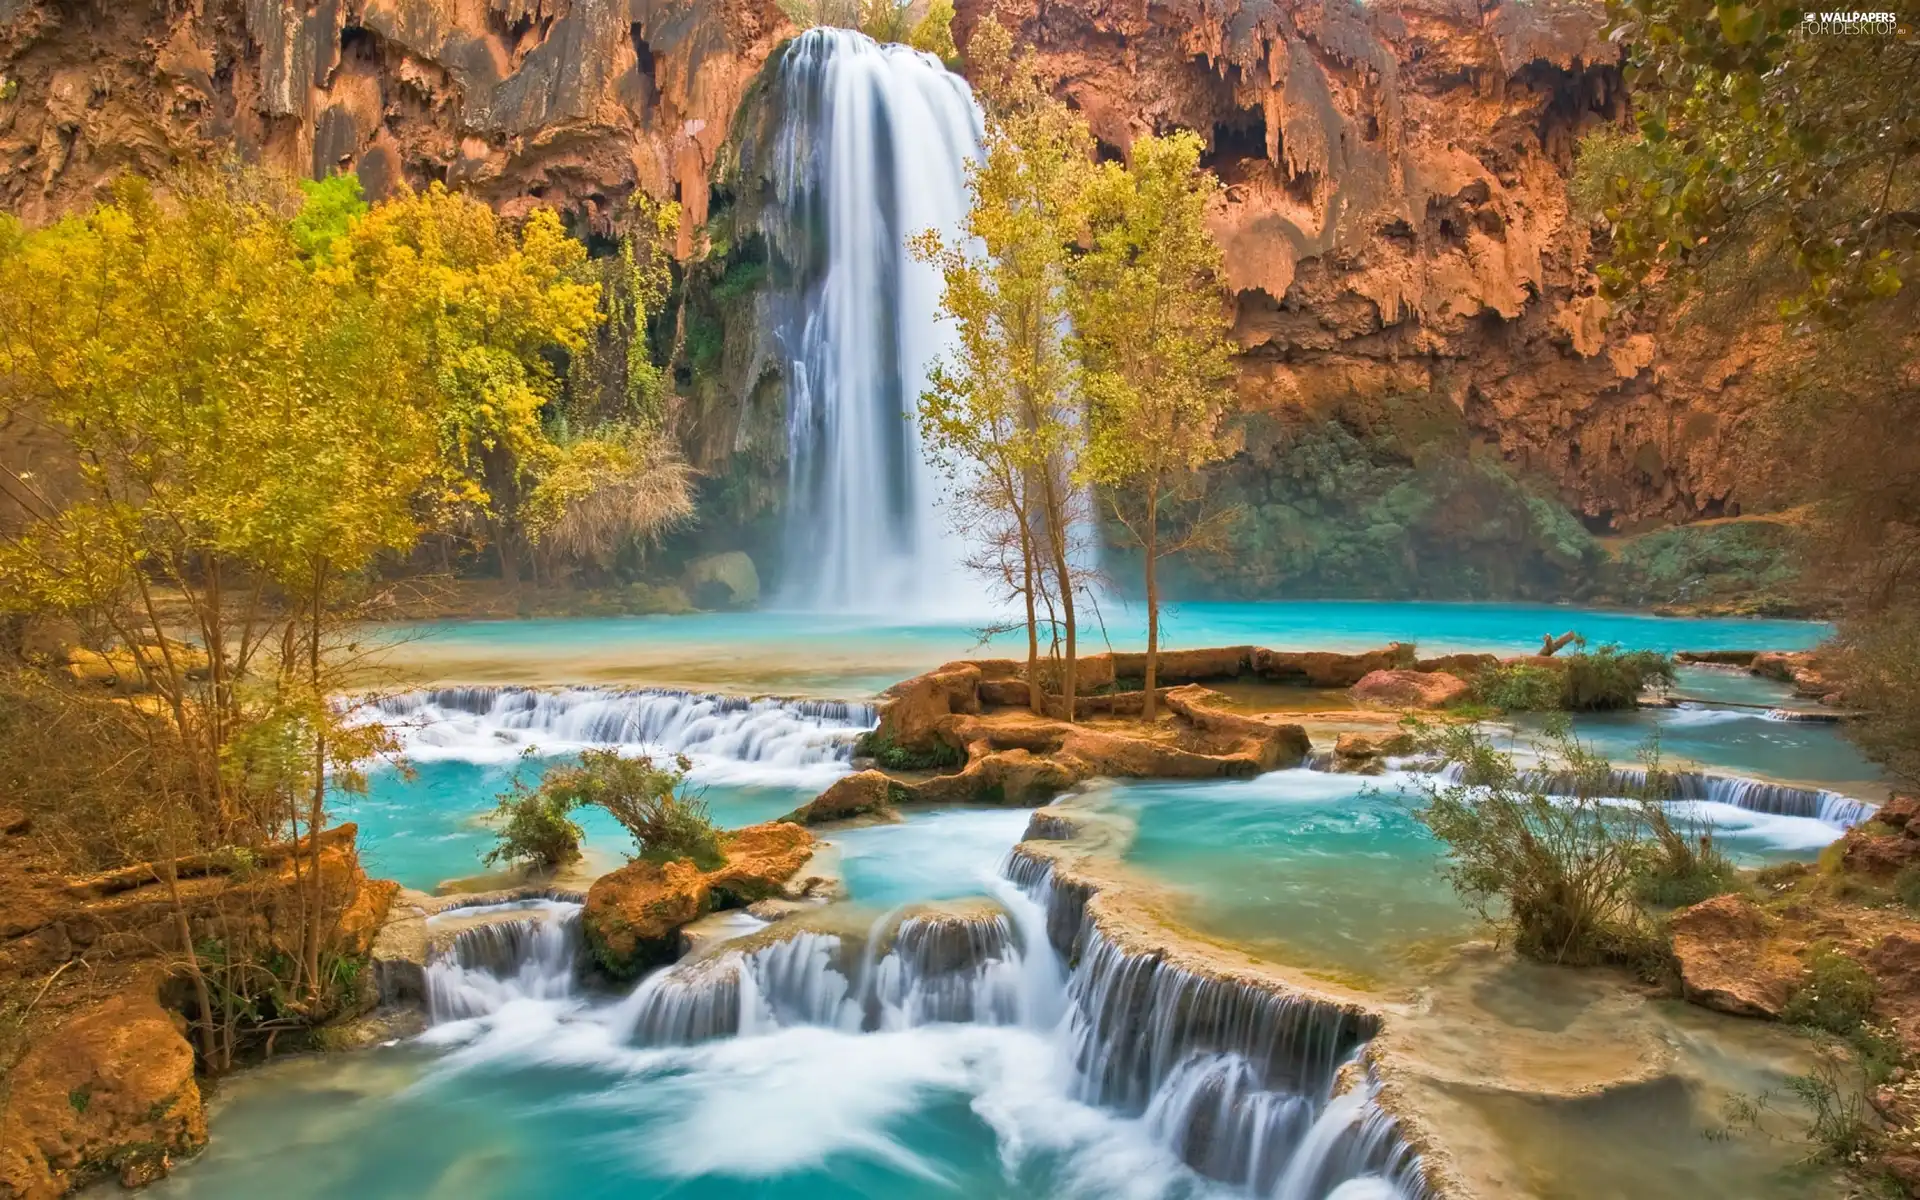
1669, 894, 1799, 1019
781, 769, 900, 825
1331, 730, 1415, 773
0, 977, 206, 1198
1350, 669, 1471, 711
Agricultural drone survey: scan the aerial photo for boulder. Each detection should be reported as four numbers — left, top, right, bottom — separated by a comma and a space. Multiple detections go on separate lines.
1349, 669, 1471, 710
682, 551, 760, 609
1332, 730, 1416, 771
0, 980, 207, 1197
1842, 816, 1920, 876
1669, 894, 1800, 1019
583, 858, 712, 978
872, 662, 981, 752
782, 770, 899, 825
582, 821, 816, 977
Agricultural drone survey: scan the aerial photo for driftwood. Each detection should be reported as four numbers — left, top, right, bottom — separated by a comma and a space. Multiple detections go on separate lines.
1539, 631, 1581, 657
62, 824, 358, 900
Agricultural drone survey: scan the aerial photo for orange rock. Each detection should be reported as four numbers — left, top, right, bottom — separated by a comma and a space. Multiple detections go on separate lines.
0, 977, 206, 1199
1669, 894, 1800, 1020
582, 821, 816, 977
1256, 645, 1417, 688
782, 770, 899, 825
1349, 669, 1471, 710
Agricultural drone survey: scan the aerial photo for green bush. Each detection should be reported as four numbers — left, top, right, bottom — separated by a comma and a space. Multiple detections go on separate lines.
1897, 867, 1920, 913
1405, 722, 1667, 965
1470, 662, 1563, 711
507, 748, 725, 869
1561, 644, 1674, 710
1783, 943, 1877, 1037
1467, 645, 1673, 712
855, 729, 964, 771
484, 777, 585, 871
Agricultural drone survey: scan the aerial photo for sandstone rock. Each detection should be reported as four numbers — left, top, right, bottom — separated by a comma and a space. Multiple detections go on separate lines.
1669, 894, 1799, 1019
1868, 932, 1920, 1056
1842, 820, 1920, 876
682, 551, 761, 608
782, 770, 899, 825
1349, 670, 1471, 710
0, 980, 206, 1198
1333, 731, 1416, 768
1879, 795, 1920, 830
582, 821, 815, 977
871, 661, 982, 753
1255, 645, 1417, 688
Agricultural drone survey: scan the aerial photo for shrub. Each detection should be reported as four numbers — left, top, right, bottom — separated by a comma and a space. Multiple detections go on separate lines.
1561, 644, 1674, 710
855, 729, 964, 771
1783, 943, 1877, 1038
1897, 867, 1920, 913
539, 747, 725, 869
484, 771, 585, 871
1470, 662, 1562, 711
1405, 722, 1664, 965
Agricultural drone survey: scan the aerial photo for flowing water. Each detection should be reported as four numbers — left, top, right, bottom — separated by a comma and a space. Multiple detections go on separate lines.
144, 812, 1422, 1200
338, 688, 874, 889
769, 29, 987, 614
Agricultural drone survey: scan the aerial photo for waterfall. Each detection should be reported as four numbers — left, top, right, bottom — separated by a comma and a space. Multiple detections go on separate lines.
1432, 761, 1875, 828
767, 28, 987, 614
416, 854, 1426, 1198
424, 901, 582, 1022
367, 686, 874, 777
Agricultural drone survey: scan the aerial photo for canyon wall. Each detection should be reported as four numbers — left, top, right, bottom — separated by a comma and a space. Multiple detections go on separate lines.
0, 0, 1776, 599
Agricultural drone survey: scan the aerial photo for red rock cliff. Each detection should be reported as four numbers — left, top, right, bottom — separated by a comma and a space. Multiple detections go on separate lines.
0, 0, 1757, 531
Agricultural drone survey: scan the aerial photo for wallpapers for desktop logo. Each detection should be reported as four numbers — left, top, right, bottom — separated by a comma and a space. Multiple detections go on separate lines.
1799, 10, 1899, 34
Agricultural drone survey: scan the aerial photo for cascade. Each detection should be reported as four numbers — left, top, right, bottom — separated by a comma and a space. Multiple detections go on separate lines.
429, 851, 1427, 1199
423, 900, 582, 1022
369, 686, 874, 771
766, 28, 987, 614
1434, 761, 1874, 828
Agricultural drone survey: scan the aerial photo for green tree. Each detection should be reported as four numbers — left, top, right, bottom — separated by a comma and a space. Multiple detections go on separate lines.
913, 18, 1094, 717
1074, 130, 1237, 719
1588, 3, 1916, 321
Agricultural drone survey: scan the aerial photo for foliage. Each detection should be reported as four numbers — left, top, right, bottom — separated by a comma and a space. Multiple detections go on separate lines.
1073, 130, 1237, 717
1561, 645, 1674, 710
0, 170, 614, 1065
1590, 1, 1916, 322
1784, 943, 1878, 1038
1405, 722, 1712, 966
1603, 518, 1811, 614
908, 0, 957, 62
527, 748, 724, 868
1717, 1041, 1883, 1165
912, 18, 1095, 716
1896, 867, 1920, 913
1470, 662, 1564, 712
1167, 405, 1603, 600
522, 423, 694, 568
484, 762, 586, 871
1829, 608, 1920, 785
855, 729, 963, 771
566, 195, 682, 431
290, 174, 369, 260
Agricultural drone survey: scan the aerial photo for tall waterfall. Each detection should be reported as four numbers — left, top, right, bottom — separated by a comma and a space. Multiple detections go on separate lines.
768, 29, 987, 614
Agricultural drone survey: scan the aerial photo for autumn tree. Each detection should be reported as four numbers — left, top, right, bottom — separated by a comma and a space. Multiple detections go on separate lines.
1074, 130, 1237, 719
914, 18, 1094, 717
0, 171, 620, 1060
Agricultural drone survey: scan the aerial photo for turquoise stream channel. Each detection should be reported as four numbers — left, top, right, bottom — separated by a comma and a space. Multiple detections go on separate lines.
157, 602, 1871, 1200
372, 600, 1829, 697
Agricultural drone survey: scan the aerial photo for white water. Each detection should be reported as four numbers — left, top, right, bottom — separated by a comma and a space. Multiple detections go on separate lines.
367, 686, 873, 788
771, 28, 989, 615
1430, 760, 1872, 830
419, 846, 1423, 1200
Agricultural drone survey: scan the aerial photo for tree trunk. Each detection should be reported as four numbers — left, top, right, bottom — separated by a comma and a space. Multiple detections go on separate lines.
1023, 527, 1041, 715
496, 522, 520, 587
1143, 482, 1160, 722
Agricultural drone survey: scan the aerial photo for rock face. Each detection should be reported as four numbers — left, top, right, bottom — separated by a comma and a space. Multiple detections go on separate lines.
681, 550, 760, 608
1668, 894, 1800, 1020
0, 0, 1789, 571
0, 0, 790, 248
965, 0, 1759, 541
0, 976, 207, 1198
781, 769, 900, 825
582, 820, 816, 976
